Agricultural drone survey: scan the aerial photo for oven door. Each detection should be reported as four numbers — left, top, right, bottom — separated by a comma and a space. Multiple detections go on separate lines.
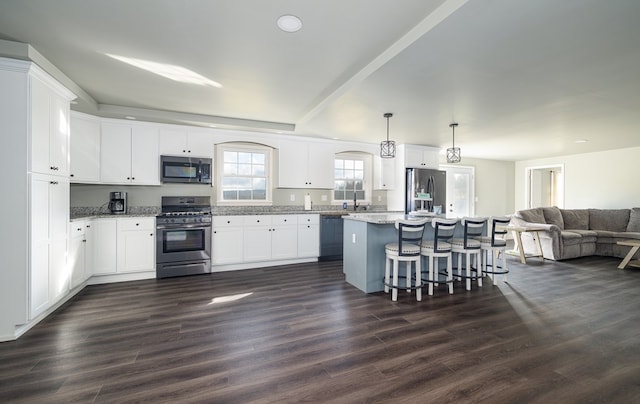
156, 223, 211, 264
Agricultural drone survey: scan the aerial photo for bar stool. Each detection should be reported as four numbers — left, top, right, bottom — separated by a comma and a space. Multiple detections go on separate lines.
421, 218, 457, 295
384, 218, 429, 301
480, 216, 510, 284
451, 217, 487, 291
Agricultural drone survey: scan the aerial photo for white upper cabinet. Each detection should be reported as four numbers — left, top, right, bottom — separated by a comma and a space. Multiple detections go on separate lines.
70, 113, 101, 183
30, 73, 72, 177
158, 128, 214, 158
401, 144, 440, 169
278, 141, 335, 189
373, 155, 396, 190
101, 122, 160, 185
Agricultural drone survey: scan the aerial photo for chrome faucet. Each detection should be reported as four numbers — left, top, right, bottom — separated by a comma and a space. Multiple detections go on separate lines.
353, 193, 359, 211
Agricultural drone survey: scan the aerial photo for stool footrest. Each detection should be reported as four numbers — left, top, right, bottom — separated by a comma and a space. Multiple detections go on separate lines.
483, 263, 509, 275
383, 276, 423, 291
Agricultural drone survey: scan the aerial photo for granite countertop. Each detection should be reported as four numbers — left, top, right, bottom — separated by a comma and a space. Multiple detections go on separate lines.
70, 206, 382, 221
344, 212, 449, 224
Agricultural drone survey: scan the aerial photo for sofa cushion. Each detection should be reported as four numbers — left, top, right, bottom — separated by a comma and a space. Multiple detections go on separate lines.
542, 207, 564, 229
561, 209, 589, 230
561, 231, 583, 246
589, 209, 630, 232
570, 229, 598, 243
518, 208, 546, 224
626, 208, 640, 232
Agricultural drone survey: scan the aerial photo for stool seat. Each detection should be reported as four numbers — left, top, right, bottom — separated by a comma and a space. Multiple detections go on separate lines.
383, 218, 429, 301
451, 217, 487, 291
481, 216, 511, 284
420, 218, 457, 296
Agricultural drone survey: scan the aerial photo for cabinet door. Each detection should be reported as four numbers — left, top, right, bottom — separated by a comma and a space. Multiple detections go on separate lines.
30, 175, 50, 318
70, 115, 101, 182
243, 226, 271, 262
374, 156, 396, 190
271, 225, 298, 260
298, 215, 320, 257
92, 219, 117, 275
212, 227, 244, 265
69, 223, 86, 289
83, 222, 94, 279
298, 224, 320, 257
117, 218, 155, 273
30, 76, 52, 175
186, 131, 215, 158
277, 142, 308, 188
101, 123, 132, 183
48, 178, 69, 303
158, 128, 188, 156
49, 95, 70, 176
306, 143, 335, 189
131, 126, 160, 185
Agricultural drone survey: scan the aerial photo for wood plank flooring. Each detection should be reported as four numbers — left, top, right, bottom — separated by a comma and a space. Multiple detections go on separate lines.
1, 256, 640, 403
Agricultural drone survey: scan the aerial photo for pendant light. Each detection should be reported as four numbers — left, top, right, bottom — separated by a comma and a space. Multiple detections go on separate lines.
380, 113, 396, 158
446, 122, 461, 163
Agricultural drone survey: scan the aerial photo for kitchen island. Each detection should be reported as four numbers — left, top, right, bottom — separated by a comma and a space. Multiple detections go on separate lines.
343, 213, 461, 293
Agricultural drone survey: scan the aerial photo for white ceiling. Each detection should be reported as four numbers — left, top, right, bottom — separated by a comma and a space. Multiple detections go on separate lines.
1, 0, 639, 161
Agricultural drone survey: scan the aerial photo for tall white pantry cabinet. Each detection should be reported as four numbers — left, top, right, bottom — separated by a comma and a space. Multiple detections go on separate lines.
0, 57, 76, 341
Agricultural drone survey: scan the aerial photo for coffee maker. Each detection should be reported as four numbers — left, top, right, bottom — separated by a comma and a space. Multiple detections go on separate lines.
108, 192, 127, 215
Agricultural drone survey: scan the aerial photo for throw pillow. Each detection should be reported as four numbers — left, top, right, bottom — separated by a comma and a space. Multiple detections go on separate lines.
627, 208, 640, 232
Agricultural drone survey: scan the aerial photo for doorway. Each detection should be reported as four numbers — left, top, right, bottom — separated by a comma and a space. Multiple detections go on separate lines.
526, 165, 564, 208
443, 165, 475, 218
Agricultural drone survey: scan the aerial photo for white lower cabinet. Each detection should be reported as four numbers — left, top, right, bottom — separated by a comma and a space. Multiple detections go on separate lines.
212, 214, 319, 267
69, 220, 93, 289
212, 216, 244, 265
116, 218, 156, 273
297, 214, 320, 257
29, 174, 69, 319
91, 217, 155, 275
92, 218, 117, 275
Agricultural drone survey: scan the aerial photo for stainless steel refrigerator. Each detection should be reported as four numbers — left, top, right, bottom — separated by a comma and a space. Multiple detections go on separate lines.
405, 168, 446, 214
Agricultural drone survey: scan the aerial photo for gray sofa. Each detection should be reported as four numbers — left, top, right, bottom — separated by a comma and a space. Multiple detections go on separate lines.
509, 207, 640, 261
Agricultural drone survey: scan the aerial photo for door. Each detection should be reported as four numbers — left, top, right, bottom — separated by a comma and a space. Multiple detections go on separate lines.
444, 166, 474, 218
527, 165, 564, 208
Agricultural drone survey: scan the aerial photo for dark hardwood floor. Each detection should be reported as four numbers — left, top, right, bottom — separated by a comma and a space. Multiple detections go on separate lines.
1, 256, 639, 403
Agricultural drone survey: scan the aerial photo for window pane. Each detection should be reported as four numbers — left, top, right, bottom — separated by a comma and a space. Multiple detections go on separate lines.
354, 160, 364, 170
224, 151, 237, 163
223, 190, 237, 200
252, 153, 265, 164
238, 163, 252, 176
334, 180, 345, 191
252, 165, 265, 177
238, 152, 252, 164
238, 190, 252, 200
224, 163, 237, 175
344, 160, 354, 170
253, 190, 266, 200
354, 169, 364, 180
335, 160, 344, 169
252, 178, 266, 190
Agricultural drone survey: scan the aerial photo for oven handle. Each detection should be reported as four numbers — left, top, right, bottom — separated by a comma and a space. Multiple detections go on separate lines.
156, 223, 212, 230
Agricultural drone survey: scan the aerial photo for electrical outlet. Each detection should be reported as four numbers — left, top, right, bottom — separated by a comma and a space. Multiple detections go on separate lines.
378, 195, 382, 202
321, 195, 327, 201
290, 194, 295, 201
352, 233, 356, 243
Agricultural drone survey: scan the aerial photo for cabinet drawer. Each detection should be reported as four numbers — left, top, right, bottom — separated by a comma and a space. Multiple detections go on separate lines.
272, 215, 297, 226
243, 215, 272, 227
213, 216, 243, 228
117, 217, 155, 231
298, 214, 320, 225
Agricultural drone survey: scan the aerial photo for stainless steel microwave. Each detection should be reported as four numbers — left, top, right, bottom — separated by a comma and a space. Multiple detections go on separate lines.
160, 155, 212, 184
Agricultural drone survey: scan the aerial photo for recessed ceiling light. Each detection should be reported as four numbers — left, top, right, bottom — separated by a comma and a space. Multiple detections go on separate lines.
277, 15, 302, 33
575, 139, 588, 143
125, 116, 136, 120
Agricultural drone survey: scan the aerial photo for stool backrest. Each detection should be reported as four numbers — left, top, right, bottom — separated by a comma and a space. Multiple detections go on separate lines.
431, 218, 457, 253
489, 216, 510, 247
395, 218, 429, 257
460, 217, 487, 249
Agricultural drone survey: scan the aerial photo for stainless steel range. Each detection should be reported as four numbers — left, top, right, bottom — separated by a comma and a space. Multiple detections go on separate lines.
156, 196, 212, 278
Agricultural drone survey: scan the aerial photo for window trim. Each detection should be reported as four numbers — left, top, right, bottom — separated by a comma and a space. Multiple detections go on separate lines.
215, 142, 273, 206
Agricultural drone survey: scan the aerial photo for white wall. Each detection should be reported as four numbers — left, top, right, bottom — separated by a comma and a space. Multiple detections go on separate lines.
456, 157, 515, 217
515, 146, 640, 210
